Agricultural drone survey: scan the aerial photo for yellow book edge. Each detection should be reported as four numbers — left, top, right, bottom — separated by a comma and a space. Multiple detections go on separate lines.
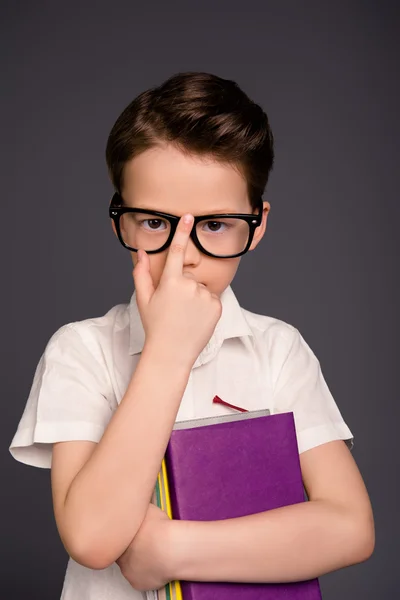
155, 459, 183, 600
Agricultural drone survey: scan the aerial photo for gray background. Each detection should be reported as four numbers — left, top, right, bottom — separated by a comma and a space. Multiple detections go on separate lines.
2, 1, 399, 598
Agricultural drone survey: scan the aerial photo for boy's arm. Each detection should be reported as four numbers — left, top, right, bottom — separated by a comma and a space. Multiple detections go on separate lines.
52, 214, 222, 571
170, 439, 375, 582
52, 348, 191, 570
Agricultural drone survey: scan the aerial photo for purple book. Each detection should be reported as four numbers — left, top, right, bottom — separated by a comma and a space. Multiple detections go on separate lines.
165, 409, 322, 599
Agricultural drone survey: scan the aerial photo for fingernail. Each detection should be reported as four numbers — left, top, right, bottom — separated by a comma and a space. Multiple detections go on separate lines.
137, 249, 142, 262
183, 214, 193, 224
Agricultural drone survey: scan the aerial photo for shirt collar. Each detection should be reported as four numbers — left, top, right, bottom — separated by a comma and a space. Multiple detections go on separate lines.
128, 284, 253, 368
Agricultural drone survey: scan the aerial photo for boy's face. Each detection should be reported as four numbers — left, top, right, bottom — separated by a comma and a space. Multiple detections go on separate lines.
113, 144, 270, 297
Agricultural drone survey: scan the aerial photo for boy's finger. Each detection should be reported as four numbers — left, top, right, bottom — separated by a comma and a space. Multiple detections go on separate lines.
133, 249, 155, 309
161, 214, 194, 279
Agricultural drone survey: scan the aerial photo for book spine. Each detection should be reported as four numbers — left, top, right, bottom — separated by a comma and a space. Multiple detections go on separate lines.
154, 460, 183, 600
164, 439, 184, 521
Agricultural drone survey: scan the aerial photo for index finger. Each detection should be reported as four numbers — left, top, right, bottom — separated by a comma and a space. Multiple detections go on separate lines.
161, 213, 194, 279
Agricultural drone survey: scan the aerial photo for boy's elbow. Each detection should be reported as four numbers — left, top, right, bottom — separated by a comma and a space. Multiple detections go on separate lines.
359, 522, 375, 562
350, 513, 375, 564
69, 544, 118, 571
58, 507, 145, 570
66, 539, 111, 571
67, 533, 134, 571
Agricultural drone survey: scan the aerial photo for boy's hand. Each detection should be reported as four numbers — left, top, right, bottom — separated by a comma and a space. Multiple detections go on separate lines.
133, 214, 222, 368
116, 503, 176, 592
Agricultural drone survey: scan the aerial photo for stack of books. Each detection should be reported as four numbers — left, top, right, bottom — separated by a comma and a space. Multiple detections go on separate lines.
144, 402, 321, 600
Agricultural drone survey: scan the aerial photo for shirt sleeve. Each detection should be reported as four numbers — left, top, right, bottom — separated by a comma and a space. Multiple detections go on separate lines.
9, 324, 114, 469
271, 326, 354, 454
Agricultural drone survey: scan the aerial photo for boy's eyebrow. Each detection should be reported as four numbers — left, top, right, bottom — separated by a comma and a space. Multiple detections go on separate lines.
197, 208, 239, 215
135, 206, 245, 215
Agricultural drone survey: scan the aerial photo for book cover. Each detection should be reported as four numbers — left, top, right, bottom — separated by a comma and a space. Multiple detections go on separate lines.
147, 408, 321, 599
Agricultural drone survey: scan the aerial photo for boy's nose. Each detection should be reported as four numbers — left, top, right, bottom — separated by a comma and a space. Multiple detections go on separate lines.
182, 234, 202, 267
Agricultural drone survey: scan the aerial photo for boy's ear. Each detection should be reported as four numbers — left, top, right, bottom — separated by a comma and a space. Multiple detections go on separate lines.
111, 220, 118, 237
249, 201, 270, 251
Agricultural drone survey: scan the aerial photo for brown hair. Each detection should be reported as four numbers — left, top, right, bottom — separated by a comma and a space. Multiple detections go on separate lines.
105, 72, 274, 209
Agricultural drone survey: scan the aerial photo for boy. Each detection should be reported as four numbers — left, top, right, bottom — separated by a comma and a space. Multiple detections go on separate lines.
10, 72, 374, 599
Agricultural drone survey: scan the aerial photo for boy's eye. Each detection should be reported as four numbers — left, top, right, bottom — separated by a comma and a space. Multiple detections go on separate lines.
143, 219, 166, 230
201, 220, 232, 234
136, 217, 168, 232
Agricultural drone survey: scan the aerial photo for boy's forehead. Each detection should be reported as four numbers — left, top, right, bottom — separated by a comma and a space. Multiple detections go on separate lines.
122, 145, 250, 214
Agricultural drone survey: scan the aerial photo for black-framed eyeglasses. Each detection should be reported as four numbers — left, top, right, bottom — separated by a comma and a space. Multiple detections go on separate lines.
109, 192, 263, 259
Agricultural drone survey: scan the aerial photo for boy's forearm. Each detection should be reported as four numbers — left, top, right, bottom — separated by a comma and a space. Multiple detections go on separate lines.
172, 500, 374, 583
64, 343, 191, 569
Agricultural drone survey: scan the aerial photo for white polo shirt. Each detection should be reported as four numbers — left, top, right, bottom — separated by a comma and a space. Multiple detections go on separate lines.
9, 285, 353, 600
